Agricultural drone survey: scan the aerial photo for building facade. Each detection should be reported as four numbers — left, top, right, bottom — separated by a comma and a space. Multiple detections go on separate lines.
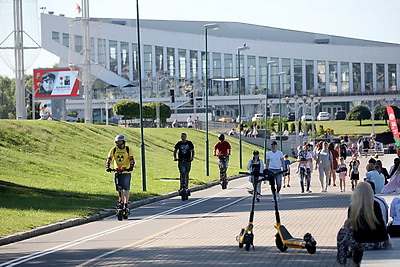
41, 13, 400, 122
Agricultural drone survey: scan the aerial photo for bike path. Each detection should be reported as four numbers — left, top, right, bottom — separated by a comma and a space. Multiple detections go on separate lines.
0, 154, 398, 266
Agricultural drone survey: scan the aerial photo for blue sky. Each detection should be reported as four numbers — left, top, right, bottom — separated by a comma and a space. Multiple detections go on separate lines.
1, 0, 399, 77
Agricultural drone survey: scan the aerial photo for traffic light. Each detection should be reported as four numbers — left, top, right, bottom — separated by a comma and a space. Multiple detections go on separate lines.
169, 88, 175, 103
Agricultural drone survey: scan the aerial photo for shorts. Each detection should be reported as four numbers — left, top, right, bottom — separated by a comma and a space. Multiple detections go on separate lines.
350, 172, 359, 181
114, 173, 131, 191
269, 169, 283, 187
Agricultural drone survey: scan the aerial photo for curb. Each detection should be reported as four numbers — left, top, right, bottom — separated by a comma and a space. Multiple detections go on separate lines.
0, 175, 244, 246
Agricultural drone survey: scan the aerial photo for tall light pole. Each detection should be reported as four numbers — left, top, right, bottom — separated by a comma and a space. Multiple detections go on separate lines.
204, 23, 219, 176
136, 0, 146, 191
278, 71, 286, 150
237, 44, 250, 169
264, 60, 275, 162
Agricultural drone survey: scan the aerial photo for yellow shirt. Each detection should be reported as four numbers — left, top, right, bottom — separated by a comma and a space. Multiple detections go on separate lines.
108, 147, 133, 172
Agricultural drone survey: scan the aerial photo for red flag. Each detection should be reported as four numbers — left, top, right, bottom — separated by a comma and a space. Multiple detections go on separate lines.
76, 3, 82, 14
386, 105, 400, 146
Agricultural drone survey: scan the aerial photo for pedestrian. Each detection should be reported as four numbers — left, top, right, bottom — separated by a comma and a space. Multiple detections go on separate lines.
337, 157, 347, 192
388, 197, 400, 237
265, 141, 285, 200
339, 140, 348, 161
186, 115, 194, 128
364, 163, 384, 194
172, 119, 177, 128
173, 133, 195, 192
362, 137, 370, 157
315, 141, 333, 192
328, 142, 339, 186
105, 134, 135, 213
336, 182, 391, 266
283, 154, 291, 188
297, 145, 309, 193
375, 160, 390, 185
252, 124, 258, 138
357, 137, 363, 155
349, 154, 361, 191
247, 150, 264, 202
381, 159, 400, 194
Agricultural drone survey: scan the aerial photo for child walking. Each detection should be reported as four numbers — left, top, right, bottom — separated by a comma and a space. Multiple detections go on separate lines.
283, 154, 291, 188
349, 154, 360, 191
337, 157, 347, 192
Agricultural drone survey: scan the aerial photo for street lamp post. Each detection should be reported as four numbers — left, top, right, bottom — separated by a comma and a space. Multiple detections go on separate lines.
264, 60, 275, 162
237, 44, 250, 169
204, 23, 219, 176
277, 71, 285, 149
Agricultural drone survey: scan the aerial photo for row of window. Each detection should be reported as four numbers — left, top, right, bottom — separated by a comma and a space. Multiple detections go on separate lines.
52, 31, 398, 98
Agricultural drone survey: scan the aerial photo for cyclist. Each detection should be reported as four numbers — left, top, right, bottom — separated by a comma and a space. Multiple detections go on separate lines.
213, 134, 231, 174
173, 133, 195, 191
105, 134, 135, 213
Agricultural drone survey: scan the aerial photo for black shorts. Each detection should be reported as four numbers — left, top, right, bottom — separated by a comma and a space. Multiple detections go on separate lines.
350, 173, 359, 180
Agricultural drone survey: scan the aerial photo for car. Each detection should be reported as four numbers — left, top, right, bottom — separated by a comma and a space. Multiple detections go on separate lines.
236, 115, 249, 123
270, 113, 280, 119
335, 110, 347, 120
251, 113, 264, 122
287, 112, 295, 121
301, 114, 313, 121
218, 117, 235, 123
317, 112, 331, 121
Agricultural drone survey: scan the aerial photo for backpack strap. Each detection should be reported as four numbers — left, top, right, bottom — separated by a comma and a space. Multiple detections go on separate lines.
113, 146, 129, 157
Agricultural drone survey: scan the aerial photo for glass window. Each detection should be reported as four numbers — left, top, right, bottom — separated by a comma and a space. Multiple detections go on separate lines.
259, 57, 267, 95
282, 58, 291, 96
294, 59, 302, 95
341, 62, 349, 93
352, 63, 361, 93
121, 42, 129, 79
155, 46, 163, 73
364, 63, 372, 92
190, 50, 197, 79
376, 63, 385, 92
270, 57, 279, 96
224, 53, 233, 77
178, 49, 186, 79
51, 31, 59, 42
109, 40, 118, 74
305, 60, 314, 95
74, 35, 83, 54
317, 61, 326, 95
329, 61, 338, 93
62, 33, 69, 47
167, 47, 175, 77
213, 52, 221, 77
98, 38, 106, 65
248, 55, 256, 94
388, 64, 397, 91
143, 45, 152, 74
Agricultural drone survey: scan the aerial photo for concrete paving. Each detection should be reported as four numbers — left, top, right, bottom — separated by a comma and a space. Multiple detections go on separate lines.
0, 153, 399, 266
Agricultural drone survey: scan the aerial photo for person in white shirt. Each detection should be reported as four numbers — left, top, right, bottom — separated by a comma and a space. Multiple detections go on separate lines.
265, 141, 285, 200
186, 115, 193, 128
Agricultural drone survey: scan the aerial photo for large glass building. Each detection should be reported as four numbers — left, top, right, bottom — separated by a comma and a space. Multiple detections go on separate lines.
41, 13, 400, 121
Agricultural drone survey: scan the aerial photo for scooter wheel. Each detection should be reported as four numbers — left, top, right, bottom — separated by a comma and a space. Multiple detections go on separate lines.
117, 210, 123, 221
238, 243, 243, 248
221, 180, 227, 189
245, 241, 251, 251
306, 243, 316, 254
275, 233, 288, 252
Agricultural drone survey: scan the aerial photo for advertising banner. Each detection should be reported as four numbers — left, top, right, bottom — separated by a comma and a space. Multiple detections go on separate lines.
386, 105, 400, 146
34, 68, 80, 98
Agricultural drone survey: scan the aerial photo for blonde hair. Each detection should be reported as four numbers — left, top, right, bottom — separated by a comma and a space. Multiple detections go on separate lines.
349, 182, 378, 231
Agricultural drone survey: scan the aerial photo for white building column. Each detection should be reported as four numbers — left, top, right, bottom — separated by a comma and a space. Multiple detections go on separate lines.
372, 63, 377, 92
384, 63, 389, 92
349, 62, 353, 94
360, 63, 365, 93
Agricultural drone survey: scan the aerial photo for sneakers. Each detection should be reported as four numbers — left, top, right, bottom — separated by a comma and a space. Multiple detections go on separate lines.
306, 190, 312, 193
277, 193, 282, 200
283, 185, 286, 188
287, 184, 291, 187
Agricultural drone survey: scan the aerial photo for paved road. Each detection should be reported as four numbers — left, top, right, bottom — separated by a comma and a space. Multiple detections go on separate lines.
0, 154, 398, 266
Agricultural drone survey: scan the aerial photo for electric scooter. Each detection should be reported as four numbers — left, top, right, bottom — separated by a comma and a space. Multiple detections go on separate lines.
176, 159, 191, 201
268, 170, 317, 254
236, 169, 266, 251
112, 168, 130, 221
218, 155, 228, 189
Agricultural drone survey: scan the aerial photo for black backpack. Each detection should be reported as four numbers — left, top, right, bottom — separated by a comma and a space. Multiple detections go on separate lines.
113, 146, 129, 156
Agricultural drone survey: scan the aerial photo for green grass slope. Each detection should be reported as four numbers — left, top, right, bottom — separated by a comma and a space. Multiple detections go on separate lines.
0, 120, 259, 237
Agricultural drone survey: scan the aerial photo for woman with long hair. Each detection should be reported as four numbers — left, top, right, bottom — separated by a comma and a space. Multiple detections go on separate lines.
328, 142, 339, 186
337, 182, 391, 266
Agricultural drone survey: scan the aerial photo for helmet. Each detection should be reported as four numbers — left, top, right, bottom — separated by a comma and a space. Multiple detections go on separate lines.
115, 134, 126, 148
218, 134, 225, 141
253, 150, 259, 156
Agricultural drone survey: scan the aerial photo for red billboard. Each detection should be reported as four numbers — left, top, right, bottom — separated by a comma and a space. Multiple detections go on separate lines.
34, 68, 80, 98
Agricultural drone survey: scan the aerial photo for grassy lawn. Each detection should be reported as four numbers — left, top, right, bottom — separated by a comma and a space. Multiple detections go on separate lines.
0, 120, 260, 237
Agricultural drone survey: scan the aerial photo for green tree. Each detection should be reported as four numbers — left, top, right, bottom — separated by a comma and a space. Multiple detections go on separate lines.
346, 105, 371, 126
0, 76, 16, 119
375, 105, 400, 123
113, 100, 140, 118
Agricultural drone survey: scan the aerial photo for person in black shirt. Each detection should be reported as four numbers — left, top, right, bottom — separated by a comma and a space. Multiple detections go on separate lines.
173, 133, 195, 190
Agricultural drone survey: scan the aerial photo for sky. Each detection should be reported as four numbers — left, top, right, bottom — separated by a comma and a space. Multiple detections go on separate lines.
1, 0, 400, 78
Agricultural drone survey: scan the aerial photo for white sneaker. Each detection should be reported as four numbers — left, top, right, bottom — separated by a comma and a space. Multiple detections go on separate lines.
277, 193, 282, 200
